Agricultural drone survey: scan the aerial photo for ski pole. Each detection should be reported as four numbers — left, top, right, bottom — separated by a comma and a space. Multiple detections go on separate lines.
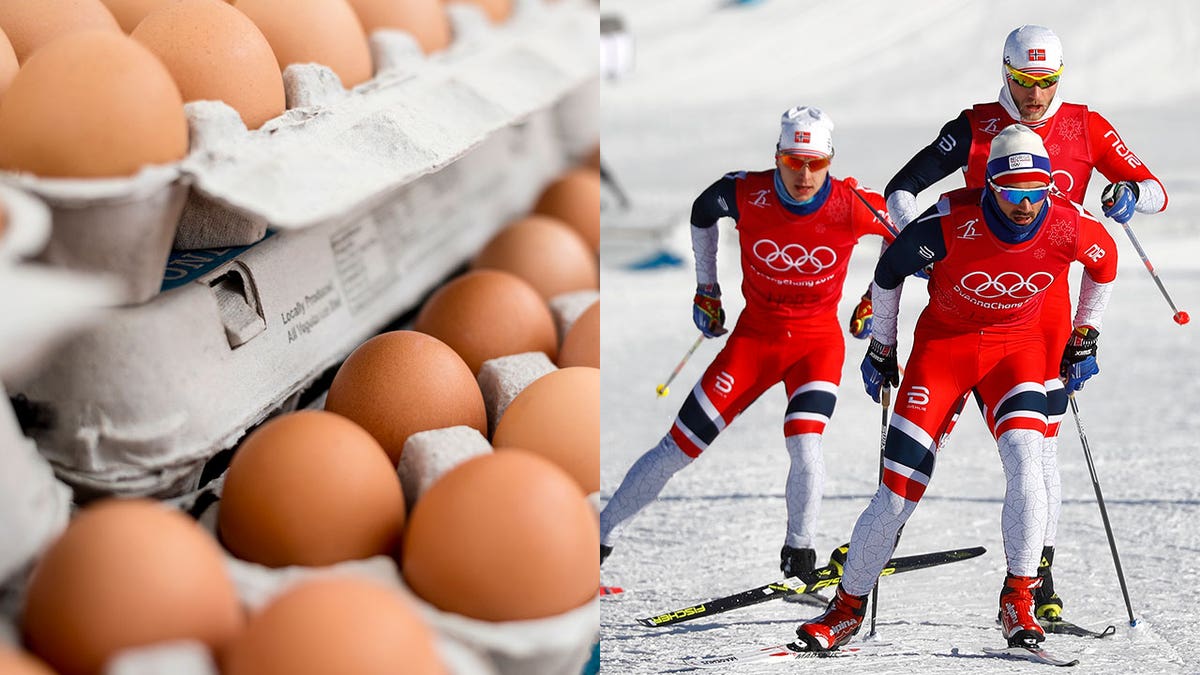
1067, 393, 1137, 626
655, 334, 704, 398
867, 384, 891, 638
1101, 188, 1189, 325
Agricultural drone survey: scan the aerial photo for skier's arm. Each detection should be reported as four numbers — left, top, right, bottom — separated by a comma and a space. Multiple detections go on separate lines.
1072, 209, 1119, 330
689, 174, 740, 286
884, 112, 972, 230
1088, 111, 1167, 218
869, 205, 950, 345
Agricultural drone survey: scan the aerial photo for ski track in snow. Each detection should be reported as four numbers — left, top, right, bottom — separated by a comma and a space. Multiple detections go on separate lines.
599, 1, 1200, 673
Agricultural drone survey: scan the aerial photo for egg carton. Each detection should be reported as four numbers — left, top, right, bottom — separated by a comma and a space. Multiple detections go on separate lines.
12, 103, 581, 500
178, 0, 595, 242
0, 183, 51, 263
0, 0, 596, 305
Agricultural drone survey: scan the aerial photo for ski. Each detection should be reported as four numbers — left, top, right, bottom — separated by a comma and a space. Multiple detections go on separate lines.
683, 641, 893, 669
981, 645, 1079, 667
1039, 617, 1116, 639
637, 545, 985, 627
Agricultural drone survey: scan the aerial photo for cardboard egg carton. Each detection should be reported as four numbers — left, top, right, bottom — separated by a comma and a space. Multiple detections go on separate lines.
14, 99, 593, 500
0, 184, 50, 263
176, 0, 597, 244
0, 0, 596, 305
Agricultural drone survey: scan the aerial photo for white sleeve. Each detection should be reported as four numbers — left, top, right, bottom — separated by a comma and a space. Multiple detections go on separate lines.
1074, 275, 1114, 330
886, 190, 921, 231
869, 279, 902, 345
691, 224, 719, 286
1134, 178, 1167, 215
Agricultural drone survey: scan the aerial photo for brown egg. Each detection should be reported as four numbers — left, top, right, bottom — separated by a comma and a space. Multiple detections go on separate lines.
445, 0, 512, 24
558, 300, 599, 368
133, 0, 285, 130
0, 0, 121, 64
99, 0, 173, 32
0, 31, 187, 178
346, 0, 451, 54
218, 410, 405, 567
414, 270, 558, 374
223, 576, 446, 675
0, 28, 17, 96
23, 499, 243, 675
0, 645, 56, 675
533, 168, 602, 253
493, 367, 599, 493
325, 330, 487, 464
471, 215, 598, 301
236, 0, 373, 89
402, 450, 598, 621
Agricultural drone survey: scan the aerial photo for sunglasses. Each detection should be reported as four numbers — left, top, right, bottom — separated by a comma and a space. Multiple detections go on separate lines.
1006, 64, 1063, 89
988, 179, 1050, 205
777, 153, 831, 172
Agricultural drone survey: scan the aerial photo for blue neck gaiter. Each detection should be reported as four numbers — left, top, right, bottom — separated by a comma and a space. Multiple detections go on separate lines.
981, 189, 1048, 244
774, 172, 832, 216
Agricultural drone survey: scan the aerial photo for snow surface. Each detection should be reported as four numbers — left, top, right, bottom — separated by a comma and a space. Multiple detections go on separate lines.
599, 1, 1200, 673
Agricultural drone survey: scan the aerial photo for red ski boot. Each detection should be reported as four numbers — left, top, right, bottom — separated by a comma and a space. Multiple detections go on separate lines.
999, 573, 1046, 647
795, 586, 867, 651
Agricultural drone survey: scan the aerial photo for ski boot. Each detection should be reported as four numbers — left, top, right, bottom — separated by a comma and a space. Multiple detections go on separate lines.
1034, 545, 1064, 620
999, 573, 1046, 647
780, 545, 817, 578
601, 544, 613, 566
795, 586, 867, 651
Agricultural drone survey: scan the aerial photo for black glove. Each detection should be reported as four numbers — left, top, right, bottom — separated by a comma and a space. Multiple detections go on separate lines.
1059, 326, 1100, 391
860, 338, 900, 403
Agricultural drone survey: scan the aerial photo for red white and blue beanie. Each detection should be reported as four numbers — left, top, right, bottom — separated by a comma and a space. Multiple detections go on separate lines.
986, 124, 1052, 186
1002, 25, 1064, 81
778, 106, 834, 158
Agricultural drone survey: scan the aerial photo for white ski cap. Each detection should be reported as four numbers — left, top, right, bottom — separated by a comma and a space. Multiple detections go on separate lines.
778, 106, 834, 158
986, 124, 1052, 186
1002, 25, 1064, 80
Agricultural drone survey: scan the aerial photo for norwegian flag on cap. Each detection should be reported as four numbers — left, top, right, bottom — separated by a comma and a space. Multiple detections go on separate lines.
778, 106, 834, 158
1028, 48, 1046, 61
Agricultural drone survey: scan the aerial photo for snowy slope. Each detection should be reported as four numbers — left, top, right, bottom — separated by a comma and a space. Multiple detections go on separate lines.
599, 1, 1200, 673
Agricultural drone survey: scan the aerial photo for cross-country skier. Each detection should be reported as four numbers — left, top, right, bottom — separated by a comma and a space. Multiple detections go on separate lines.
846, 24, 1167, 620
797, 124, 1118, 651
599, 106, 897, 577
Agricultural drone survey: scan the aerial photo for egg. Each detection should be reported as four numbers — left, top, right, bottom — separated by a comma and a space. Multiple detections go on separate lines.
414, 270, 558, 374
346, 0, 451, 54
98, 0, 172, 32
0, 28, 17, 96
133, 0, 286, 130
325, 330, 487, 464
558, 300, 599, 368
0, 645, 55, 675
445, 0, 512, 24
0, 0, 121, 64
533, 168, 602, 253
471, 215, 598, 301
493, 367, 599, 493
223, 576, 446, 675
0, 31, 187, 178
401, 450, 598, 621
236, 0, 373, 90
218, 410, 405, 567
22, 499, 243, 675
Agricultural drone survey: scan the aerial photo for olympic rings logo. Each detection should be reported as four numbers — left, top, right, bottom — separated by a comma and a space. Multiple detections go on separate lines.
752, 239, 837, 273
959, 271, 1054, 299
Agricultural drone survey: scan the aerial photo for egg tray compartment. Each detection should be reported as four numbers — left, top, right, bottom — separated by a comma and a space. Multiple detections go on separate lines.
11, 109, 568, 501
0, 183, 51, 263
176, 0, 598, 243
0, 0, 597, 307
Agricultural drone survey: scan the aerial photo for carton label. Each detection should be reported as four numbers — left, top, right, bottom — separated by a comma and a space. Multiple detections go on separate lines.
283, 281, 343, 344
330, 218, 396, 316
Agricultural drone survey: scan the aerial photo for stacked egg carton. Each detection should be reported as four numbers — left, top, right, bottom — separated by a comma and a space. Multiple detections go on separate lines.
0, 0, 600, 673
8, 0, 597, 500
